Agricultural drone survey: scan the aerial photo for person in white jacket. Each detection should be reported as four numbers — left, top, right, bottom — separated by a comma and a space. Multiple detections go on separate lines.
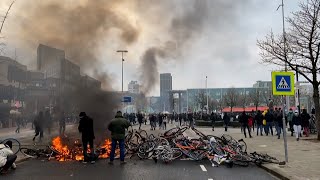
0, 141, 17, 173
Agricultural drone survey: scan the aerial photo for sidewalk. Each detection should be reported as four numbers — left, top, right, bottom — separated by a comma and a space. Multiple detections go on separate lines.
187, 126, 320, 180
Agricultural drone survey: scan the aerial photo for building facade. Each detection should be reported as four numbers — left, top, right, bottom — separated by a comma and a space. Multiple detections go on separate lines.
160, 73, 172, 112
128, 81, 140, 94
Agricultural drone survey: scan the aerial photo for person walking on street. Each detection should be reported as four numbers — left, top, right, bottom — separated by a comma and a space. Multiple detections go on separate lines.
275, 109, 283, 139
108, 111, 130, 165
255, 110, 264, 136
239, 111, 252, 138
210, 112, 216, 131
179, 114, 183, 126
15, 116, 21, 134
292, 110, 302, 141
0, 141, 17, 174
188, 111, 194, 128
287, 108, 294, 136
59, 111, 66, 136
137, 112, 144, 130
301, 109, 311, 137
33, 111, 44, 142
223, 112, 230, 132
78, 112, 95, 164
44, 110, 52, 135
264, 109, 274, 136
163, 116, 167, 130
158, 113, 163, 130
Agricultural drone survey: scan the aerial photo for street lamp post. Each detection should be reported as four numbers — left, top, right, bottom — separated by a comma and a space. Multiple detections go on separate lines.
277, 0, 289, 163
116, 50, 128, 93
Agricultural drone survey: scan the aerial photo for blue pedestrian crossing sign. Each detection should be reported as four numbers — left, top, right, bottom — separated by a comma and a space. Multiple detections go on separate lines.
122, 96, 132, 103
272, 71, 295, 96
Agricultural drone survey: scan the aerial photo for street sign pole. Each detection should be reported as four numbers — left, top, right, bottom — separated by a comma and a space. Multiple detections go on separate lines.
282, 96, 288, 163
272, 71, 294, 163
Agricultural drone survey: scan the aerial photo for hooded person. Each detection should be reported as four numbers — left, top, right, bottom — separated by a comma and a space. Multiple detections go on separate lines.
108, 111, 131, 165
0, 141, 17, 174
292, 110, 302, 141
78, 112, 95, 163
287, 108, 294, 136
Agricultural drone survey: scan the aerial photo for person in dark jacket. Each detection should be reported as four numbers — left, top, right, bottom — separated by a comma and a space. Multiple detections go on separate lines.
275, 108, 283, 139
78, 112, 95, 163
59, 111, 66, 136
301, 109, 311, 137
210, 112, 216, 131
108, 111, 130, 165
137, 112, 144, 130
44, 110, 52, 135
188, 111, 194, 128
292, 110, 302, 141
239, 111, 252, 138
255, 110, 264, 136
223, 112, 230, 132
33, 111, 44, 142
264, 109, 274, 136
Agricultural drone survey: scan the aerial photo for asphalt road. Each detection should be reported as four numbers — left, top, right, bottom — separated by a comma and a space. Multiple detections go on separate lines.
3, 159, 278, 180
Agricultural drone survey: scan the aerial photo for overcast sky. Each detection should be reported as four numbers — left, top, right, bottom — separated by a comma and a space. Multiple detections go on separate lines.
0, 0, 301, 96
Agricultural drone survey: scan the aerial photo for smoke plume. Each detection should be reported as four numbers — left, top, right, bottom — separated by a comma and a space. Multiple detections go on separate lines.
15, 0, 139, 85
139, 0, 208, 94
12, 0, 140, 137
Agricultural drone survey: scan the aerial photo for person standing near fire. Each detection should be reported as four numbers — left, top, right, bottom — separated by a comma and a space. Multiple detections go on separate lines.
33, 111, 44, 142
108, 111, 130, 165
59, 111, 66, 136
78, 112, 95, 164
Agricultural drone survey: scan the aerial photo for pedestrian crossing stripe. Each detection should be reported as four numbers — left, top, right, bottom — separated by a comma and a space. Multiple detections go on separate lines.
271, 71, 295, 96
277, 77, 290, 89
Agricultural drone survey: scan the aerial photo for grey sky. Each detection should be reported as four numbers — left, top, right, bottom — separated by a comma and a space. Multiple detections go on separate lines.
0, 0, 301, 96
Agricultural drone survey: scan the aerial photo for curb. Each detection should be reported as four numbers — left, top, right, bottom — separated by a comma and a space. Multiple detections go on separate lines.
259, 164, 291, 180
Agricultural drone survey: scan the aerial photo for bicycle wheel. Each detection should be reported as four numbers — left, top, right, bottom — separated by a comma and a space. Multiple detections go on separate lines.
171, 148, 183, 160
209, 141, 225, 156
1, 138, 21, 155
237, 140, 247, 153
221, 134, 237, 145
138, 130, 148, 139
20, 148, 38, 158
164, 127, 179, 137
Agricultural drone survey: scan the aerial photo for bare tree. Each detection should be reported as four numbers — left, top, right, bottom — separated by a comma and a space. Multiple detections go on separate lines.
0, 1, 15, 55
223, 88, 239, 112
0, 1, 15, 34
257, 0, 320, 139
208, 98, 219, 112
249, 89, 261, 111
238, 92, 248, 110
195, 90, 206, 112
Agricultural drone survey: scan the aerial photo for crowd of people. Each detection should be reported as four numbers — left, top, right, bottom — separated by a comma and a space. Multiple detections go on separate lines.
224, 108, 314, 141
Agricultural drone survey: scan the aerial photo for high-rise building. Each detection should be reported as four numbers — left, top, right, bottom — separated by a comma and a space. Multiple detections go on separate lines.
128, 81, 140, 94
160, 73, 172, 112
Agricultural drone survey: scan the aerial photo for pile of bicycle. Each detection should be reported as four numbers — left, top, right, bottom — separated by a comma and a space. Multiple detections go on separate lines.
1, 126, 283, 168
125, 126, 284, 167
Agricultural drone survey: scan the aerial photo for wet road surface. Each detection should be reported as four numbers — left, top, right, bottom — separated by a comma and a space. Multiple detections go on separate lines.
3, 159, 278, 180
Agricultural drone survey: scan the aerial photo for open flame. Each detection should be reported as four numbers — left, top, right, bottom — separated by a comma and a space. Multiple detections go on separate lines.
50, 136, 114, 161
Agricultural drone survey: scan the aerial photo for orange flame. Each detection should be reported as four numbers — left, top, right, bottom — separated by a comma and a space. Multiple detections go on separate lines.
50, 136, 114, 161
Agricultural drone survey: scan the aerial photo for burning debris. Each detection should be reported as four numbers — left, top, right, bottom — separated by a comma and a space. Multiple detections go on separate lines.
49, 136, 113, 162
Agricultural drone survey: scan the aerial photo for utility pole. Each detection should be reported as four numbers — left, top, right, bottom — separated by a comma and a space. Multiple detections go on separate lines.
116, 50, 128, 93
